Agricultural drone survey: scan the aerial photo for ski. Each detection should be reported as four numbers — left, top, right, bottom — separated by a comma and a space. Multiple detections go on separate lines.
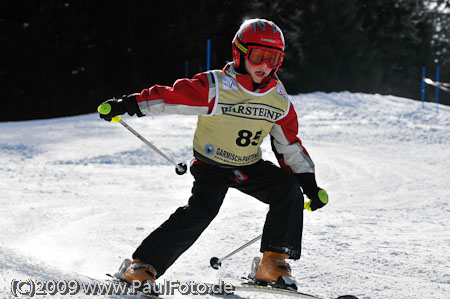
238, 277, 358, 299
103, 273, 358, 299
238, 281, 321, 298
235, 256, 359, 299
106, 258, 359, 298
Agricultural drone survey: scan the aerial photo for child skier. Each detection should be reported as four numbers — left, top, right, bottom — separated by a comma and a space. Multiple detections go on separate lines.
98, 18, 328, 291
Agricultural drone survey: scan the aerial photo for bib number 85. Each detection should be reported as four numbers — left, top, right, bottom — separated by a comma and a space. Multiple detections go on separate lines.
236, 130, 262, 147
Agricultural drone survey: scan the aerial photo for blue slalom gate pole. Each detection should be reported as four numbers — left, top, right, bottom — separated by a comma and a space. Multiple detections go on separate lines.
435, 66, 440, 113
206, 39, 211, 71
421, 67, 425, 109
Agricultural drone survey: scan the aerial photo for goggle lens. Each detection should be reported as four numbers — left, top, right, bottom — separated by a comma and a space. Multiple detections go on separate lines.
246, 47, 283, 69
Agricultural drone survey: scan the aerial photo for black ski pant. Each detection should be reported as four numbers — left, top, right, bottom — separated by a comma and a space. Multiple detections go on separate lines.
133, 159, 304, 277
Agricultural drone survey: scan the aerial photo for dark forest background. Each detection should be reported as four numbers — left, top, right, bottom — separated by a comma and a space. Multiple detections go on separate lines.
1, 0, 449, 121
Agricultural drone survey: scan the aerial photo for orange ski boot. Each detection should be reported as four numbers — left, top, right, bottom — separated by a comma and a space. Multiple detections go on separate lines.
254, 251, 297, 290
115, 259, 157, 294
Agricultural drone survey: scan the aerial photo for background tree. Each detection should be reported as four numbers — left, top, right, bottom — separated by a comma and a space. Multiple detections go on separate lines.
1, 0, 448, 121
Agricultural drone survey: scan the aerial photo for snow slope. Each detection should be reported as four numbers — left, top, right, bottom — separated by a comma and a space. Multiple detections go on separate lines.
1, 92, 449, 299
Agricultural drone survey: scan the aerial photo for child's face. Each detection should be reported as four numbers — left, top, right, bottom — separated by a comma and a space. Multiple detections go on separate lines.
245, 59, 271, 84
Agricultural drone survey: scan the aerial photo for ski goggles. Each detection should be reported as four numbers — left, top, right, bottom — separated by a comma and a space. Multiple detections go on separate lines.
245, 46, 284, 69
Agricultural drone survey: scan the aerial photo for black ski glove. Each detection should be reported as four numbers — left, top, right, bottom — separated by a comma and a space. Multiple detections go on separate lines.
98, 95, 143, 121
296, 173, 328, 211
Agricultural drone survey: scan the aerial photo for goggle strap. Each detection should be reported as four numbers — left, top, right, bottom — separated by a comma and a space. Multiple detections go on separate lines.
233, 38, 248, 54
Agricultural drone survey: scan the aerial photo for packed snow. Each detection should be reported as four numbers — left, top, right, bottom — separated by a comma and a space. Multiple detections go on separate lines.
1, 92, 449, 299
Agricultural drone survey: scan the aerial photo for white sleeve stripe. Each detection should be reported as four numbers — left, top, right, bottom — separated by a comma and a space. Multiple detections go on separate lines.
273, 140, 315, 173
270, 123, 314, 173
163, 104, 209, 115
138, 99, 163, 114
270, 123, 290, 145
138, 100, 208, 115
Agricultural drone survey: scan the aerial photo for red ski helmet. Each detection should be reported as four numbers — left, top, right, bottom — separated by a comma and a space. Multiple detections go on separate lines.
232, 19, 285, 73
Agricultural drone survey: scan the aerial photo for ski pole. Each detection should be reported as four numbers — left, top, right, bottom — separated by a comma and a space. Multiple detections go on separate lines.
117, 118, 187, 175
209, 203, 315, 268
98, 104, 187, 175
210, 234, 262, 269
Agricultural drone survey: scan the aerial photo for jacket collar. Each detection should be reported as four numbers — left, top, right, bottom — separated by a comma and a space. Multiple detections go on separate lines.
222, 62, 278, 93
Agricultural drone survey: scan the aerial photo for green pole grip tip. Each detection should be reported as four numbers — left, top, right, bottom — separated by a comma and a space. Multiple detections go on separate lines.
304, 200, 312, 211
111, 115, 121, 122
318, 189, 328, 204
98, 103, 111, 115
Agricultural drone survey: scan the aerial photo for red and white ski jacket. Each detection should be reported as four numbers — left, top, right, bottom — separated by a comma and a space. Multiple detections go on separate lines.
133, 63, 314, 174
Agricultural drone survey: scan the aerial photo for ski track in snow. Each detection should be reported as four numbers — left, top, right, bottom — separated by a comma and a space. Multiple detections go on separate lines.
1, 92, 449, 299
